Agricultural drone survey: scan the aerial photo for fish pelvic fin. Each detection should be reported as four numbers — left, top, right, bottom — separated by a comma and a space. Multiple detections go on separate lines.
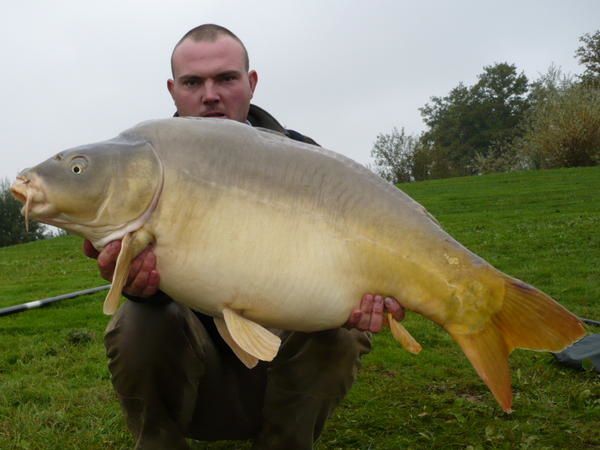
222, 307, 281, 364
102, 229, 155, 315
214, 317, 259, 369
450, 276, 586, 413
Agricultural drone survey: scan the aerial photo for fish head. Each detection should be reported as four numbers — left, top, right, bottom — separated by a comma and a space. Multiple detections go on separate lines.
11, 134, 162, 242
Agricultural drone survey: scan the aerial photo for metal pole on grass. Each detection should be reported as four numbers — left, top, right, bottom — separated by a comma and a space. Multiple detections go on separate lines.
0, 285, 110, 317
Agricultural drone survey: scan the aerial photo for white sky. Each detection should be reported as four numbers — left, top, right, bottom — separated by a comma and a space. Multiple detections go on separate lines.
1, 0, 599, 181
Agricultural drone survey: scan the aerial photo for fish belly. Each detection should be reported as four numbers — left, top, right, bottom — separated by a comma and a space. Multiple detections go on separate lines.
151, 192, 364, 331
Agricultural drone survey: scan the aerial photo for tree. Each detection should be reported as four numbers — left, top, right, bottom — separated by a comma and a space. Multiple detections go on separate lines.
370, 127, 418, 184
419, 63, 529, 177
575, 30, 600, 86
0, 178, 45, 247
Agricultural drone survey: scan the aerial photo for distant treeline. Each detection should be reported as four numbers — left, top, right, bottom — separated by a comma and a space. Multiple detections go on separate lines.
371, 30, 600, 183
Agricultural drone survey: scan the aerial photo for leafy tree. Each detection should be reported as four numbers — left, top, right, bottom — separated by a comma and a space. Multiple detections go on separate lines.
575, 30, 600, 86
419, 83, 472, 177
419, 63, 529, 177
410, 141, 435, 181
370, 127, 418, 184
0, 178, 45, 247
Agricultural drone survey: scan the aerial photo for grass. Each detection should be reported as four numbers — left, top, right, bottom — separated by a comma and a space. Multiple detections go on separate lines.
1, 166, 599, 449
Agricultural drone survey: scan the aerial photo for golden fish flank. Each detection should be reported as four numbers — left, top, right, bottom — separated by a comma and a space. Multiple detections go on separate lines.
11, 117, 585, 413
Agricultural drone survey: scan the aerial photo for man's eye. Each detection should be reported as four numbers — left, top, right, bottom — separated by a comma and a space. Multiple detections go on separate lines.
183, 79, 198, 87
221, 75, 237, 83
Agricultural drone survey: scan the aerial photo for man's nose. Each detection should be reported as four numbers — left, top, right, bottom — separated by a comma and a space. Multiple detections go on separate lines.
202, 81, 220, 104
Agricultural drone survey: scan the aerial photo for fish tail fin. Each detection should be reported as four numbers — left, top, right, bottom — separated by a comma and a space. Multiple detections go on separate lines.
450, 276, 586, 413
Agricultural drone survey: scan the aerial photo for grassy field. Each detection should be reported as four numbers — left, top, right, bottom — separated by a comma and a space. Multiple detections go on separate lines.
0, 166, 599, 449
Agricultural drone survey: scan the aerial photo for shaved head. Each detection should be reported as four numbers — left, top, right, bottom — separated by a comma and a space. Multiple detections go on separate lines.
171, 24, 250, 76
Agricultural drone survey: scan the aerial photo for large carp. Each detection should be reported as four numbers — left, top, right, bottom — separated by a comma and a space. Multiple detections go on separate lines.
11, 117, 585, 412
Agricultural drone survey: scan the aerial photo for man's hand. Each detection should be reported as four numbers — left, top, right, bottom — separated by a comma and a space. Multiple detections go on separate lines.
345, 294, 405, 332
83, 239, 160, 298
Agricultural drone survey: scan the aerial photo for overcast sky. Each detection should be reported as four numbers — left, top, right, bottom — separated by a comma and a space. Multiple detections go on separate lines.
1, 0, 599, 182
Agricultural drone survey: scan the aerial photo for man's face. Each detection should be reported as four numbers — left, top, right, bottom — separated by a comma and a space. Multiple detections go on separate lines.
167, 36, 258, 122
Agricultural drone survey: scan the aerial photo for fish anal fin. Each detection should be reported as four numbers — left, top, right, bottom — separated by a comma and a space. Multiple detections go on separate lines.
102, 229, 155, 316
222, 307, 281, 363
387, 313, 422, 354
452, 323, 512, 413
214, 317, 259, 369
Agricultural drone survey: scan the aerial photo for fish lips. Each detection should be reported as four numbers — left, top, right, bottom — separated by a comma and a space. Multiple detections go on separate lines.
10, 175, 56, 221
10, 178, 28, 203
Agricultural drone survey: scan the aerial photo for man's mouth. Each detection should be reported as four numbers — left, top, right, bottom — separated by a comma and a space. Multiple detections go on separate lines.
202, 112, 227, 118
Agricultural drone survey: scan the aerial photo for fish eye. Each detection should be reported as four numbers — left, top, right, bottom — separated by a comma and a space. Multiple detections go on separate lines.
70, 157, 88, 175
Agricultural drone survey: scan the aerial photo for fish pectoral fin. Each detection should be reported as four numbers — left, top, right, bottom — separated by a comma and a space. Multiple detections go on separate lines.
102, 229, 155, 316
222, 307, 281, 363
387, 313, 422, 354
103, 232, 134, 315
214, 317, 259, 369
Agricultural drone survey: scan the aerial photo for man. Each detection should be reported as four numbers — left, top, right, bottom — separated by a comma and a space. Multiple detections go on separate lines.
85, 24, 405, 449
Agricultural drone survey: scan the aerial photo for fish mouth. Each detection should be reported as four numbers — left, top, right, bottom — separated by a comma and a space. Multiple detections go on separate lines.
10, 180, 28, 203
10, 176, 33, 230
10, 174, 54, 230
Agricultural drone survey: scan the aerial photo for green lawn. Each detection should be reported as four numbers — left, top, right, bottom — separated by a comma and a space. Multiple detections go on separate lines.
1, 166, 599, 449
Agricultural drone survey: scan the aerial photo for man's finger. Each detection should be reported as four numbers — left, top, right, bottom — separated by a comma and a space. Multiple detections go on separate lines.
125, 252, 158, 298
127, 247, 153, 284
140, 270, 160, 298
369, 295, 384, 332
385, 296, 405, 321
124, 266, 150, 297
83, 240, 99, 259
97, 241, 122, 281
356, 294, 373, 330
345, 309, 361, 328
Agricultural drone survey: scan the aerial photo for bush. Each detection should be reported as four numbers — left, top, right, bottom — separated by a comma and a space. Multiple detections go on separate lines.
471, 138, 526, 175
516, 85, 600, 169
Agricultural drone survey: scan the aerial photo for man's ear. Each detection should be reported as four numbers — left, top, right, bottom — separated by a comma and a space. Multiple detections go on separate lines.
167, 79, 175, 98
248, 70, 258, 96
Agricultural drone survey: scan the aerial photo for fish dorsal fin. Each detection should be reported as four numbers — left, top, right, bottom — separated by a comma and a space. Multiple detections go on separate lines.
222, 307, 281, 363
388, 313, 422, 354
214, 317, 259, 368
102, 229, 155, 315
